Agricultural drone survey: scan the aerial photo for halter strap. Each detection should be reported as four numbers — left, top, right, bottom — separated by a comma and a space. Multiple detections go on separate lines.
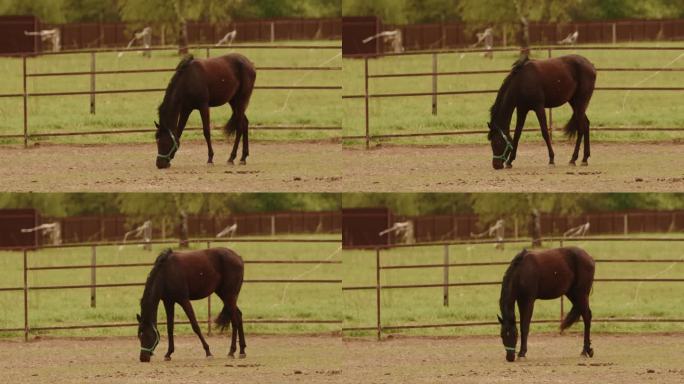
504, 345, 517, 352
140, 325, 160, 354
157, 128, 179, 160
492, 125, 514, 162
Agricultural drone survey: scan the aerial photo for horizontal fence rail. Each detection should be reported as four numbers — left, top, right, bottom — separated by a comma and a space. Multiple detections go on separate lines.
342, 45, 684, 146
0, 237, 342, 340
0, 44, 342, 146
342, 237, 684, 338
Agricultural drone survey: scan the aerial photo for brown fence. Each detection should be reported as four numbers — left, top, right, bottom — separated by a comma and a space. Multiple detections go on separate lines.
4, 18, 341, 53
0, 210, 341, 247
0, 237, 341, 339
342, 237, 684, 338
400, 210, 684, 243
343, 18, 684, 56
0, 44, 341, 145
342, 45, 684, 146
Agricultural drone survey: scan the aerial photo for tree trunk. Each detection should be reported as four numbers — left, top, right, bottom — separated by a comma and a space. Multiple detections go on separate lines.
178, 20, 189, 55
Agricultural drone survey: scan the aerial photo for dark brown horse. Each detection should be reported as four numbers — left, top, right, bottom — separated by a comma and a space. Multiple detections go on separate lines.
137, 248, 245, 362
497, 247, 595, 362
488, 54, 596, 169
155, 53, 256, 169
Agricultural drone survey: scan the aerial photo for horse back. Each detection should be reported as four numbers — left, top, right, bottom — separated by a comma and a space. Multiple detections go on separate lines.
189, 54, 256, 108
168, 248, 243, 300
522, 247, 594, 299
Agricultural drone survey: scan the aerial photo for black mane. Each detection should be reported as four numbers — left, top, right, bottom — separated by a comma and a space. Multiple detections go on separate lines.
488, 55, 530, 139
156, 55, 194, 136
139, 248, 173, 321
499, 248, 527, 321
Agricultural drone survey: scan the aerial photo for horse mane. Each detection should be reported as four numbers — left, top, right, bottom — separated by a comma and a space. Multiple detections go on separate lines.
156, 55, 194, 134
140, 248, 173, 318
499, 248, 527, 321
489, 54, 530, 136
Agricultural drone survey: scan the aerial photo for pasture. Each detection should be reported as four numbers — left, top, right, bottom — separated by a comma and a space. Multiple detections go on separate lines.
343, 42, 684, 145
0, 41, 341, 144
0, 236, 342, 338
343, 236, 684, 337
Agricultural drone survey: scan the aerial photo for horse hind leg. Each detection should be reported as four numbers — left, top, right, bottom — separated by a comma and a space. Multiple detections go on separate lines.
239, 115, 249, 165
225, 111, 242, 165
576, 295, 594, 357
581, 115, 590, 166
568, 114, 583, 166
236, 306, 246, 358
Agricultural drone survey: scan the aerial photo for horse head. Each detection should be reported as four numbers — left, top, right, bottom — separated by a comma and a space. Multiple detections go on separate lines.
137, 313, 160, 362
155, 121, 179, 169
488, 122, 513, 170
497, 314, 518, 362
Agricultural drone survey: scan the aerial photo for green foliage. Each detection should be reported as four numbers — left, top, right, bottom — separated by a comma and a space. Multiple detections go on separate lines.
0, 0, 66, 23
62, 0, 120, 22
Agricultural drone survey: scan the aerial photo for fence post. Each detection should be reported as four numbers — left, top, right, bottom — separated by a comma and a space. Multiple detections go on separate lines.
271, 215, 276, 236
612, 23, 616, 44
206, 47, 210, 58
502, 25, 507, 47
547, 48, 553, 141
22, 55, 28, 148
624, 214, 628, 235
90, 52, 96, 114
270, 21, 275, 42
376, 248, 381, 340
90, 245, 96, 308
23, 249, 29, 341
443, 244, 449, 307
560, 296, 564, 327
432, 53, 438, 115
364, 56, 370, 149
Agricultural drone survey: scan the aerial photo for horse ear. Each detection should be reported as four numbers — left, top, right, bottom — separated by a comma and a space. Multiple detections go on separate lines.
497, 314, 503, 324
136, 314, 141, 322
487, 122, 491, 129
154, 121, 160, 129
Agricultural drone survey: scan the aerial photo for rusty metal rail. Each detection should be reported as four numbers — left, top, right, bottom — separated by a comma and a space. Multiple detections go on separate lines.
342, 237, 684, 338
342, 45, 684, 147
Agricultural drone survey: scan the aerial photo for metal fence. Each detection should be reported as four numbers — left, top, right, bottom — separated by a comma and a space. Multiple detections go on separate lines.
0, 44, 341, 146
342, 237, 684, 339
0, 237, 341, 340
342, 45, 684, 147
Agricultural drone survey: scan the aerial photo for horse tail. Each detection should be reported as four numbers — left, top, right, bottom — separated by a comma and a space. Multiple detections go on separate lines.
214, 306, 232, 331
224, 56, 256, 137
560, 305, 582, 331
563, 114, 581, 138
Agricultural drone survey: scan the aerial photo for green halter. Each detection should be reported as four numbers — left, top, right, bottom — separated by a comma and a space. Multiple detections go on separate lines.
140, 325, 160, 354
492, 125, 514, 163
157, 128, 179, 161
504, 345, 516, 352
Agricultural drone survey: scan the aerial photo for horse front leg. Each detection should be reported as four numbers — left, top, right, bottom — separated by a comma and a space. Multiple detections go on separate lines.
199, 105, 214, 164
534, 107, 555, 165
163, 300, 175, 361
507, 109, 527, 168
239, 116, 249, 165
179, 299, 212, 357
517, 299, 535, 359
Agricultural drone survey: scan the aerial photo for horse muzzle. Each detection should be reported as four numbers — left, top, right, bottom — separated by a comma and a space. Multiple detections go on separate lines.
506, 351, 516, 362
156, 158, 171, 169
140, 351, 151, 362
492, 159, 504, 170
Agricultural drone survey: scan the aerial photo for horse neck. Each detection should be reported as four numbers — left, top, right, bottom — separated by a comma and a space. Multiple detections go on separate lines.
159, 94, 181, 136
140, 274, 163, 325
493, 93, 516, 134
499, 267, 517, 323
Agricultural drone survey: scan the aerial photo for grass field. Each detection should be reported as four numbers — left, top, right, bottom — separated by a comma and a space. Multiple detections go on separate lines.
0, 235, 341, 337
343, 42, 684, 146
0, 41, 341, 145
343, 235, 684, 337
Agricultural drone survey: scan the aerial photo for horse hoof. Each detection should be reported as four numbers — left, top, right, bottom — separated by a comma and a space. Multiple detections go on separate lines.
517, 356, 527, 361
239, 160, 246, 166
228, 160, 235, 165
239, 353, 246, 359
581, 348, 594, 358
505, 163, 512, 169
164, 356, 171, 361
207, 161, 214, 166
549, 162, 555, 166
581, 161, 588, 167
569, 161, 576, 166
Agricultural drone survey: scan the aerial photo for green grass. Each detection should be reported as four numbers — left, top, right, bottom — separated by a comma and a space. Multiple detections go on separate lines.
343, 235, 684, 337
0, 234, 341, 337
343, 41, 684, 146
0, 41, 341, 145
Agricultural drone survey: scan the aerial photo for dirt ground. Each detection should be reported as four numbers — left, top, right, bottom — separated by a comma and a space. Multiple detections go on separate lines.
342, 142, 684, 192
0, 141, 341, 192
0, 334, 342, 384
343, 333, 684, 384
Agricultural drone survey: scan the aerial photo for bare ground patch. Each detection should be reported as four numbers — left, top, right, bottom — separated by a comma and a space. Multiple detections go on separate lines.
0, 334, 342, 384
342, 142, 684, 192
0, 141, 341, 192
343, 333, 684, 384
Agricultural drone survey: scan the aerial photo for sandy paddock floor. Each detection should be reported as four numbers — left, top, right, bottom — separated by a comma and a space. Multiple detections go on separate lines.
342, 142, 684, 192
